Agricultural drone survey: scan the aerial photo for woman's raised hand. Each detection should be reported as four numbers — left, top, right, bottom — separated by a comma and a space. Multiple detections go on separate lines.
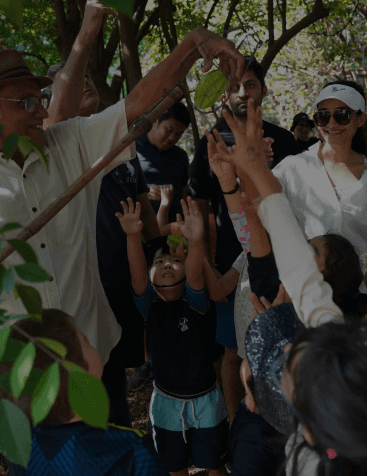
205, 129, 236, 181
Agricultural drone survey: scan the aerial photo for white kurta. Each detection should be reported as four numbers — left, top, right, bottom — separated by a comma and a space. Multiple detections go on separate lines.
0, 100, 135, 365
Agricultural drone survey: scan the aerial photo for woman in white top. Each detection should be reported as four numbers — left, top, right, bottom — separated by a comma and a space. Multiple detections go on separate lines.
272, 80, 367, 280
208, 97, 367, 476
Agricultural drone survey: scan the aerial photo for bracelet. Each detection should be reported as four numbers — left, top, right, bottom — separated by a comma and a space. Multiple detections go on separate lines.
222, 182, 240, 195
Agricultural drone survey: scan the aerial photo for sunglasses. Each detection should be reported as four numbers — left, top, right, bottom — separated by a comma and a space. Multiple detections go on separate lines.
313, 108, 357, 127
0, 96, 48, 112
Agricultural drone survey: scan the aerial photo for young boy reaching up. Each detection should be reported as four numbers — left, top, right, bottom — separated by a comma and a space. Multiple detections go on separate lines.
116, 197, 229, 476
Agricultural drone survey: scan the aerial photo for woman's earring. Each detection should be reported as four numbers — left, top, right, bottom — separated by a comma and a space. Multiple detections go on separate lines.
327, 449, 337, 460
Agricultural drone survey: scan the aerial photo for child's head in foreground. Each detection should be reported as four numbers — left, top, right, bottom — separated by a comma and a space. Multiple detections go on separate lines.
0, 309, 103, 425
145, 237, 187, 297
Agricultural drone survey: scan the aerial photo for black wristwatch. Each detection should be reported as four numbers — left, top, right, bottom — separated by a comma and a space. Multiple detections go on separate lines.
222, 182, 240, 195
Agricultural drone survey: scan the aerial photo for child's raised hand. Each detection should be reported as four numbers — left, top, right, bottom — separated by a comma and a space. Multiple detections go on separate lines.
219, 98, 264, 171
115, 197, 143, 235
160, 184, 174, 206
169, 241, 188, 262
249, 284, 292, 320
205, 129, 236, 181
177, 197, 204, 243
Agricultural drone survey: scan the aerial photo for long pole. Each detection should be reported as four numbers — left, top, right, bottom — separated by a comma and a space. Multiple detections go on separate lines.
0, 85, 184, 263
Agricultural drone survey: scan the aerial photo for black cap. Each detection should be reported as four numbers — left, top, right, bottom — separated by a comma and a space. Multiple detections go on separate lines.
290, 113, 314, 132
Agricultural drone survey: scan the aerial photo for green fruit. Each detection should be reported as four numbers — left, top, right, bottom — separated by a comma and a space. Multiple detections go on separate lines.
166, 235, 189, 250
194, 70, 227, 109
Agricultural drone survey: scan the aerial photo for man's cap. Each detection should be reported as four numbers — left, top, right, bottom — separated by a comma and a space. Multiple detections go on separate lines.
290, 113, 314, 132
245, 302, 303, 435
0, 49, 53, 89
313, 84, 366, 112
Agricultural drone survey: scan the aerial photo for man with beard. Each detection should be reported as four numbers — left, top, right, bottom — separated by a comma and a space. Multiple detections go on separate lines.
187, 56, 298, 424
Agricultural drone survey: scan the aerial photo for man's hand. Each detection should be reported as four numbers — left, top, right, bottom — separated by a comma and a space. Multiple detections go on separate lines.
148, 184, 162, 201
192, 29, 245, 87
115, 197, 144, 236
177, 197, 204, 242
80, 0, 117, 41
249, 284, 292, 319
160, 184, 174, 206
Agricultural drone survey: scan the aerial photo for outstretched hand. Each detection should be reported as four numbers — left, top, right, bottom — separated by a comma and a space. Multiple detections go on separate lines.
214, 99, 264, 173
206, 129, 236, 180
177, 197, 204, 242
250, 284, 292, 319
115, 197, 144, 236
169, 242, 188, 262
81, 0, 117, 40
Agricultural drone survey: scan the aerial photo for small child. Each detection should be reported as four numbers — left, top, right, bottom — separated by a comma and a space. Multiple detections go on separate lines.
3, 309, 170, 476
116, 196, 229, 476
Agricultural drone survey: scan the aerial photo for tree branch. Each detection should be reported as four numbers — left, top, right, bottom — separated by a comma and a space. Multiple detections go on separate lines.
268, 0, 274, 47
204, 0, 220, 28
282, 0, 286, 33
105, 23, 120, 71
160, 0, 175, 51
136, 6, 160, 44
223, 0, 240, 38
19, 52, 49, 69
261, 0, 329, 75
133, 0, 149, 30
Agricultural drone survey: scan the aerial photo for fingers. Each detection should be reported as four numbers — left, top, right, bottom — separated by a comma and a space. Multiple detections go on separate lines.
249, 292, 265, 315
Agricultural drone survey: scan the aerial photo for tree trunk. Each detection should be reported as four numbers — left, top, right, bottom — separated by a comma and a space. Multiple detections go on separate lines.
118, 13, 143, 93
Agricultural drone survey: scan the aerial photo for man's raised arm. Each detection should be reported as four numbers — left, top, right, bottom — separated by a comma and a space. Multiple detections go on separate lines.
125, 28, 244, 128
44, 0, 116, 128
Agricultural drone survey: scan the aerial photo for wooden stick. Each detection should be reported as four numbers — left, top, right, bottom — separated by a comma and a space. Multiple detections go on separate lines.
0, 85, 184, 263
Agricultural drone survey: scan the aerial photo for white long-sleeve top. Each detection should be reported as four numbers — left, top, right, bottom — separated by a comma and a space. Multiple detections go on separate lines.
257, 193, 343, 327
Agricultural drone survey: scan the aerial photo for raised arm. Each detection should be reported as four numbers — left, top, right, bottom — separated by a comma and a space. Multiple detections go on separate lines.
216, 101, 343, 326
177, 197, 204, 290
125, 29, 244, 128
115, 197, 148, 296
44, 0, 116, 127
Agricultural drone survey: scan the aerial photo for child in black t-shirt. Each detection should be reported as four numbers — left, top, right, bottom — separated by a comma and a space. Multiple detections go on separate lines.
116, 197, 228, 476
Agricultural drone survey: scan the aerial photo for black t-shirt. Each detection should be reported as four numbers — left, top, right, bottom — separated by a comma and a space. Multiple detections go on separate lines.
228, 400, 285, 476
136, 134, 189, 222
296, 137, 319, 153
96, 159, 149, 288
187, 121, 298, 273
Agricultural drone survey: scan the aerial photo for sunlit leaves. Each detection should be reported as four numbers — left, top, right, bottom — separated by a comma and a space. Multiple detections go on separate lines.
0, 327, 11, 361
0, 0, 23, 30
0, 223, 22, 235
102, 0, 133, 18
8, 239, 38, 264
15, 263, 51, 283
14, 283, 42, 317
18, 135, 49, 171
10, 342, 36, 398
0, 400, 31, 467
31, 363, 59, 425
2, 133, 20, 159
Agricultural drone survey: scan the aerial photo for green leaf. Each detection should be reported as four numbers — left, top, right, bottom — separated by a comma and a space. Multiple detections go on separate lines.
2, 338, 26, 362
2, 133, 20, 159
0, 264, 5, 295
37, 338, 67, 359
15, 263, 50, 282
10, 342, 36, 398
15, 283, 43, 315
102, 0, 133, 18
18, 136, 49, 171
4, 268, 15, 293
0, 0, 24, 30
8, 239, 38, 264
0, 327, 11, 361
0, 400, 31, 467
0, 368, 43, 395
194, 70, 227, 109
66, 361, 109, 429
0, 222, 22, 235
31, 363, 60, 425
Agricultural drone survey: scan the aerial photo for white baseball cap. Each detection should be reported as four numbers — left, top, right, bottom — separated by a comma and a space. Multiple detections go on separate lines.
313, 84, 366, 112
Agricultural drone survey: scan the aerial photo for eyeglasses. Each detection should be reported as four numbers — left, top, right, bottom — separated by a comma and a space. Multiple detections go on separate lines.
313, 108, 357, 127
0, 96, 48, 112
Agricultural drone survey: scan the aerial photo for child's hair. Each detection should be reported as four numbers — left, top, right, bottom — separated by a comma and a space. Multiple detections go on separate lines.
145, 243, 171, 269
0, 309, 88, 425
321, 233, 363, 306
286, 320, 367, 476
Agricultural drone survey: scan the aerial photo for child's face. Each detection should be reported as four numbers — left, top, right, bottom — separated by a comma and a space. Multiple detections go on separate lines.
150, 248, 186, 287
77, 329, 104, 379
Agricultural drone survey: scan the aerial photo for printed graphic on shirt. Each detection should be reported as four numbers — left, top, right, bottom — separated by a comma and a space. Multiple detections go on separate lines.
179, 317, 189, 331
112, 162, 137, 185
